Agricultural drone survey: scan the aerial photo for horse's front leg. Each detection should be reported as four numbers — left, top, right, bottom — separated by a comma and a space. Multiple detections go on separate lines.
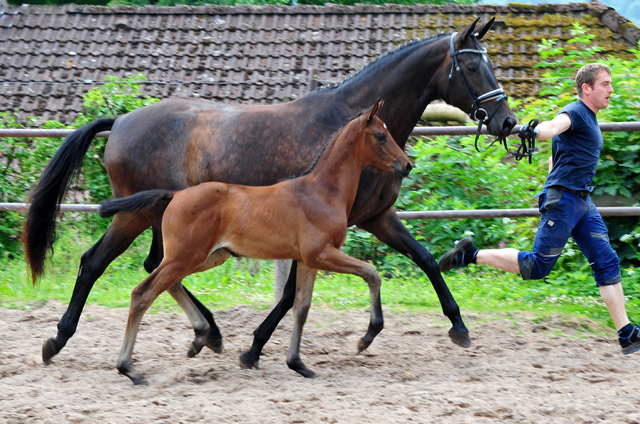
240, 261, 298, 370
358, 208, 471, 348
308, 249, 384, 354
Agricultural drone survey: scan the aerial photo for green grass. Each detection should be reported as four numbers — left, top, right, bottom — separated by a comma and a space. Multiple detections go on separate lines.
2, 225, 637, 337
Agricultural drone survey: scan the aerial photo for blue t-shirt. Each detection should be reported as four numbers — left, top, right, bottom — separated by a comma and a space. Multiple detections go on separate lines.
544, 100, 603, 192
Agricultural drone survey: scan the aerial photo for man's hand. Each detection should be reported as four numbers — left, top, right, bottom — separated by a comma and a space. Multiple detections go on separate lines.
517, 119, 540, 140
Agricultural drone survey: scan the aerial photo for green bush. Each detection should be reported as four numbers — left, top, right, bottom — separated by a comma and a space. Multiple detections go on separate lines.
0, 115, 68, 258
0, 75, 159, 257
2, 27, 639, 303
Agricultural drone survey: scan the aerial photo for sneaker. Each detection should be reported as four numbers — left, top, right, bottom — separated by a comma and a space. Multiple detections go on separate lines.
439, 236, 477, 273
620, 325, 640, 355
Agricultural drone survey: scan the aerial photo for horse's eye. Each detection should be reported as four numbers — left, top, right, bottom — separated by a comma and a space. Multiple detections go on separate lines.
375, 132, 387, 143
467, 64, 477, 73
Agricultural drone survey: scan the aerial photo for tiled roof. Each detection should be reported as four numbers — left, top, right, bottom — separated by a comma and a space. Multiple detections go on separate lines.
0, 1, 637, 124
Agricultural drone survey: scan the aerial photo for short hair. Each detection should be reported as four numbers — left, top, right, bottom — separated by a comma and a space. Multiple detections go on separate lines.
576, 63, 611, 98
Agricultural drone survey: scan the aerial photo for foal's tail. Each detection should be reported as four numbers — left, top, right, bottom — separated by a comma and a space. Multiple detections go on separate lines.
23, 117, 117, 284
99, 190, 175, 218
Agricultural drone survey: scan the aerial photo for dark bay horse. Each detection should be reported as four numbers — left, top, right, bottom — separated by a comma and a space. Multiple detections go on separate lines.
23, 18, 515, 364
98, 101, 412, 384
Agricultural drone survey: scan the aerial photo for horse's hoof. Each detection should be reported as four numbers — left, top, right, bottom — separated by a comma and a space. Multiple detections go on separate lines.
42, 338, 59, 364
449, 328, 472, 348
239, 351, 259, 369
206, 337, 223, 354
357, 338, 371, 353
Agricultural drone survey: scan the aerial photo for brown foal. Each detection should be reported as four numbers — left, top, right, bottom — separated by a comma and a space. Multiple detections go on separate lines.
99, 100, 412, 385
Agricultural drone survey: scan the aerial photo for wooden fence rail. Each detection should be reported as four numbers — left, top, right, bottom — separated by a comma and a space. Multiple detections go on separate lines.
2, 123, 639, 217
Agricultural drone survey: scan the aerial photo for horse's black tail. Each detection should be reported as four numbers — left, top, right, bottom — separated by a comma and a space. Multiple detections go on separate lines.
23, 117, 116, 284
99, 190, 175, 218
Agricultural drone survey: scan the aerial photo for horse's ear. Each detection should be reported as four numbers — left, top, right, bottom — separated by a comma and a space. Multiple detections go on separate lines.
475, 17, 495, 40
458, 17, 480, 44
367, 99, 384, 122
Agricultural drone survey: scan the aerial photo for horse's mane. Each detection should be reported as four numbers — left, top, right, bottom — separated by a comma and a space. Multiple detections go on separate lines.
288, 34, 450, 180
317, 33, 450, 92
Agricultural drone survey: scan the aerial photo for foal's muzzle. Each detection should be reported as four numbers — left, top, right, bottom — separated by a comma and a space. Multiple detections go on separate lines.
393, 159, 413, 178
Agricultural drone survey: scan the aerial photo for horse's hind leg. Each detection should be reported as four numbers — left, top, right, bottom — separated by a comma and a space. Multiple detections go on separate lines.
42, 213, 149, 364
143, 226, 164, 273
285, 262, 319, 378
358, 209, 471, 348
145, 226, 224, 354
240, 261, 298, 370
184, 287, 223, 353
166, 283, 210, 358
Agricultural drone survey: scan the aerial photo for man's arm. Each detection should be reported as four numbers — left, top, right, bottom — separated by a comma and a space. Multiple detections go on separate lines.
535, 112, 572, 141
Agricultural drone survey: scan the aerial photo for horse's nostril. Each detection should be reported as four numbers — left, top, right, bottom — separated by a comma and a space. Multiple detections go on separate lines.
503, 116, 515, 132
405, 162, 413, 173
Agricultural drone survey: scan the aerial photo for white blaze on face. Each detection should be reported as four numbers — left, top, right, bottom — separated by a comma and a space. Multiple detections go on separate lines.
383, 122, 387, 130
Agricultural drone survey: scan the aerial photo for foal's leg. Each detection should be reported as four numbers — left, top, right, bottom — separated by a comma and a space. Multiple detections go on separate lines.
173, 249, 232, 355
146, 226, 224, 354
286, 262, 319, 378
240, 260, 298, 370
117, 262, 189, 385
308, 248, 385, 352
358, 209, 471, 348
166, 283, 211, 358
274, 259, 293, 302
42, 213, 149, 364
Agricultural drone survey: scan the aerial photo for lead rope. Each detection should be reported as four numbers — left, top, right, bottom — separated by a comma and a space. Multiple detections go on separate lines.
498, 119, 538, 164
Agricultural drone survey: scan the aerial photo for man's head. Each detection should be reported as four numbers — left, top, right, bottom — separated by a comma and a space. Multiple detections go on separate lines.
576, 63, 613, 112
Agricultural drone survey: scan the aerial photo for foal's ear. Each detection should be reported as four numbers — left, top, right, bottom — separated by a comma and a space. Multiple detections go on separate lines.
367, 99, 384, 122
475, 17, 495, 40
458, 17, 480, 44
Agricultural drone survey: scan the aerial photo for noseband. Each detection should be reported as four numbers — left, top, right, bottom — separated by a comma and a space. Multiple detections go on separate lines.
445, 32, 508, 152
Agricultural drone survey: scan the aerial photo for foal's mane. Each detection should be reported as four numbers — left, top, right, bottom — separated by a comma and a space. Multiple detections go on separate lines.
317, 33, 450, 92
293, 107, 374, 179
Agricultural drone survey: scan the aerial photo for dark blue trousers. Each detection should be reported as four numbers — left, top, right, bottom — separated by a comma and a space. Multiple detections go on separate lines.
518, 187, 621, 285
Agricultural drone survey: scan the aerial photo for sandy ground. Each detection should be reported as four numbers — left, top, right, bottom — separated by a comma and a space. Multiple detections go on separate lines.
1, 300, 639, 424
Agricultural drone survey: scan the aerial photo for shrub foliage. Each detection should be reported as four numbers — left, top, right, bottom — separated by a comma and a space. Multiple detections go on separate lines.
1, 26, 639, 297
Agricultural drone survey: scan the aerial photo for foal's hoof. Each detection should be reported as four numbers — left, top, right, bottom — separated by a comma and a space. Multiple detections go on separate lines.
206, 336, 224, 354
133, 376, 149, 386
449, 328, 472, 348
187, 343, 201, 358
287, 358, 318, 379
239, 351, 259, 369
118, 364, 149, 386
42, 338, 59, 364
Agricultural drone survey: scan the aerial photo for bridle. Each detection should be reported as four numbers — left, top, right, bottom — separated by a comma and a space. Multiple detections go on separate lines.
445, 32, 508, 152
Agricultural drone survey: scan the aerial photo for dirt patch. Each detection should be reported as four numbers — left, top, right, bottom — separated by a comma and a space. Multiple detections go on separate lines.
1, 300, 639, 423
